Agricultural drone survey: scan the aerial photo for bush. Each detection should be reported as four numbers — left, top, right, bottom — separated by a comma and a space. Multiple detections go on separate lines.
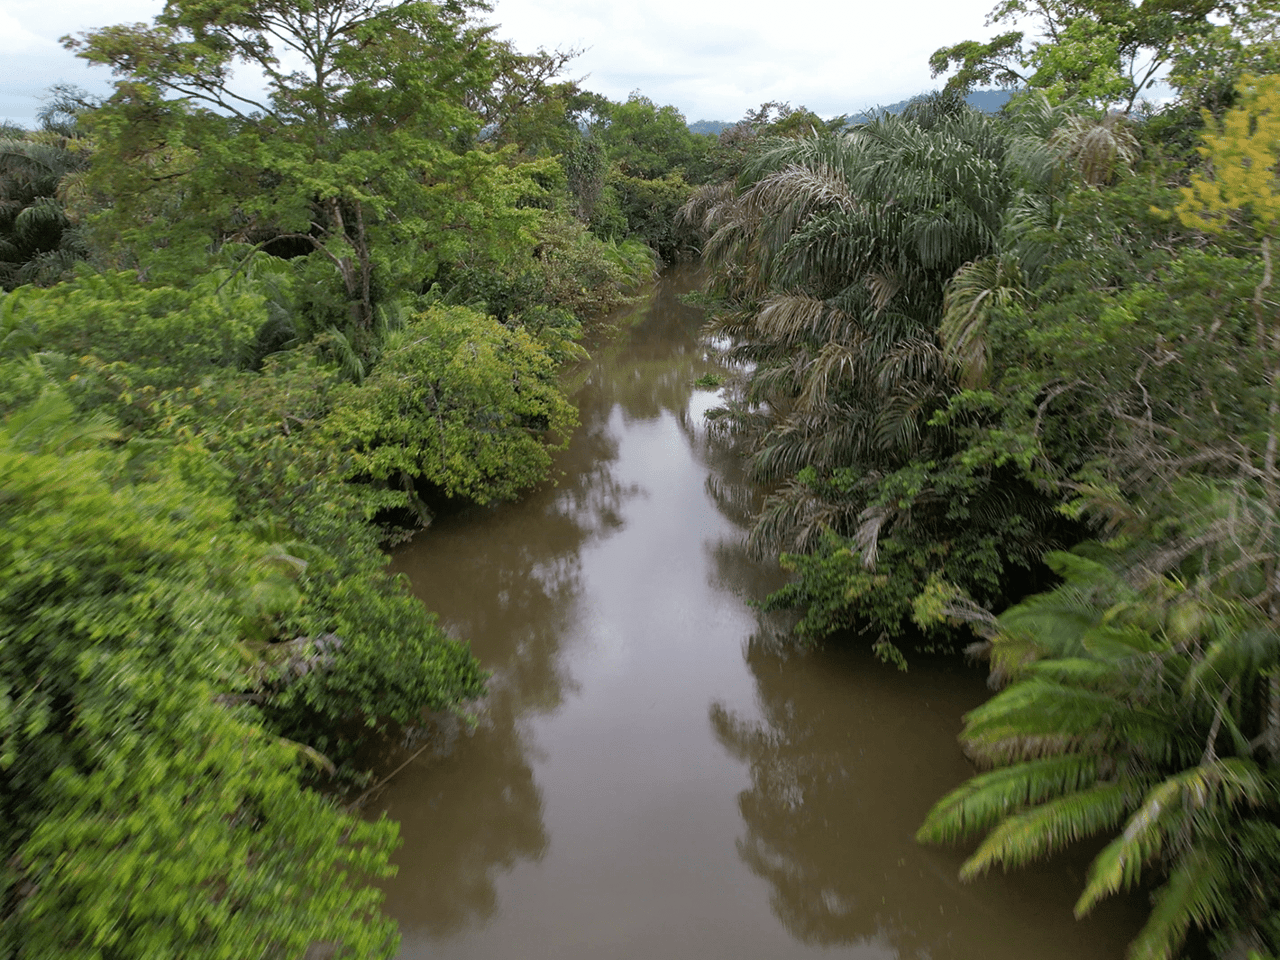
326, 303, 578, 504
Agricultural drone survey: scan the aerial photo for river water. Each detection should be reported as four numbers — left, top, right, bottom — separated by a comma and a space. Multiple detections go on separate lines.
376, 266, 1143, 960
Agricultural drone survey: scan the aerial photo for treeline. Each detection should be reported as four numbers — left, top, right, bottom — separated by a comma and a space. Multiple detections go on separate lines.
685, 0, 1280, 957
0, 0, 775, 956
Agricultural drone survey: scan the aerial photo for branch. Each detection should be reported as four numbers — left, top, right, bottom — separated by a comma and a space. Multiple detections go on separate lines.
213, 234, 295, 294
160, 79, 284, 126
1032, 379, 1085, 437
1201, 682, 1231, 767
1126, 518, 1238, 589
346, 734, 436, 811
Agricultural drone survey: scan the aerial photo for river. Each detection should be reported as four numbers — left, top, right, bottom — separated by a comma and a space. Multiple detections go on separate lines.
374, 265, 1144, 960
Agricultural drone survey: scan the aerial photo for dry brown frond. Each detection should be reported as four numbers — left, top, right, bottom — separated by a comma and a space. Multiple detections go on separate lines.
866, 268, 902, 313
1050, 112, 1141, 188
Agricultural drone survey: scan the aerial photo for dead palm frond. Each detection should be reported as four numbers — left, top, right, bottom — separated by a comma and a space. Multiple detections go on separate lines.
1050, 112, 1141, 188
866, 267, 903, 313
748, 474, 863, 557
753, 292, 858, 345
853, 501, 896, 570
677, 180, 740, 240
795, 339, 871, 412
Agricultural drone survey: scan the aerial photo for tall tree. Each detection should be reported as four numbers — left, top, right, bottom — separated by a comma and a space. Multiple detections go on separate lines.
66, 0, 541, 325
685, 95, 1073, 651
916, 74, 1280, 960
0, 87, 95, 289
595, 92, 709, 180
929, 0, 1280, 111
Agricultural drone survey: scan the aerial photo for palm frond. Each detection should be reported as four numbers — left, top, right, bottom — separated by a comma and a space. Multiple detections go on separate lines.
871, 385, 941, 455
748, 478, 859, 557
1124, 843, 1234, 960
940, 255, 1026, 388
320, 326, 366, 384
1078, 759, 1271, 917
959, 782, 1130, 879
3, 380, 119, 454
865, 268, 902, 313
753, 293, 857, 345
1186, 624, 1280, 695
1050, 112, 1141, 188
853, 502, 894, 570
917, 754, 1105, 845
795, 340, 869, 413
677, 181, 740, 240
876, 336, 947, 393
961, 679, 1173, 763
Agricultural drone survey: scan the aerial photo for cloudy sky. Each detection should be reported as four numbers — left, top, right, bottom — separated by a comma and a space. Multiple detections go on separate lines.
1, 0, 1000, 128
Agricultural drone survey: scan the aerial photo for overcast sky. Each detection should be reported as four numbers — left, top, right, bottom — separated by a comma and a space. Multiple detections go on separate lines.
1, 0, 1001, 128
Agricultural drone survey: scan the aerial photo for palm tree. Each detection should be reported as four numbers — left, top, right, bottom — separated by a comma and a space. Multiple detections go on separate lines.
685, 91, 1170, 647
918, 548, 1280, 960
0, 88, 94, 289
689, 95, 1051, 571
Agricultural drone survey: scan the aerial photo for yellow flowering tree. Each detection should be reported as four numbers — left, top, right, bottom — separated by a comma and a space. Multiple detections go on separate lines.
1178, 74, 1280, 239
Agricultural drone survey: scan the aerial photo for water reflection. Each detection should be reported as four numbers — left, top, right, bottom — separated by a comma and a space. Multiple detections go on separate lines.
379, 370, 643, 935
374, 265, 1142, 960
378, 267, 724, 941
711, 637, 1143, 959
687, 309, 1142, 959
581, 276, 728, 426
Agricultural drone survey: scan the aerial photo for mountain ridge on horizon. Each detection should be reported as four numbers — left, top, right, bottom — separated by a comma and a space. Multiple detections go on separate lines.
687, 89, 1013, 135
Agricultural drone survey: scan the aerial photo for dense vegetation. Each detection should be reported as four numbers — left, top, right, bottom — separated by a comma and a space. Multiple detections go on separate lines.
683, 0, 1280, 956
0, 0, 731, 955
7, 0, 1280, 955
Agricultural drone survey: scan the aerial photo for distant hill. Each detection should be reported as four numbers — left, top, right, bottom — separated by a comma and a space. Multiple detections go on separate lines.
688, 119, 731, 136
846, 89, 1013, 124
687, 90, 1014, 135
966, 89, 1015, 113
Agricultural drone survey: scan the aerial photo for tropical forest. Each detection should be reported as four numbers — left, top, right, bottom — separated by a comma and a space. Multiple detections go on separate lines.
3, 0, 1280, 958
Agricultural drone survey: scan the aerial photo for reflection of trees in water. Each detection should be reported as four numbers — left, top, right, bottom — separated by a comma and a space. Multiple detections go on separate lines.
703, 466, 762, 530
378, 708, 549, 936
577, 264, 730, 426
379, 498, 579, 936
704, 535, 791, 629
709, 639, 977, 957
676, 364, 766, 534
382, 414, 634, 936
710, 636, 1142, 960
380, 268, 722, 939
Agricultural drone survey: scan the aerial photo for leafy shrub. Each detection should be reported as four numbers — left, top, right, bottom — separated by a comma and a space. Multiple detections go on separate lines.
327, 303, 577, 504
0, 392, 402, 958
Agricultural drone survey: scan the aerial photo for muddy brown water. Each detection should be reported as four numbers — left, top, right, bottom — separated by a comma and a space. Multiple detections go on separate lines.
376, 266, 1144, 959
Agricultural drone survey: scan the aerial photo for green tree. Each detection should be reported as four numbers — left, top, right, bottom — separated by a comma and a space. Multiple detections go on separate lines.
929, 0, 1278, 111
915, 74, 1280, 960
596, 92, 709, 181
696, 101, 846, 183
918, 550, 1280, 960
1, 390, 404, 958
325, 303, 577, 504
66, 0, 541, 326
608, 169, 694, 262
688, 95, 1069, 651
0, 270, 488, 772
0, 87, 95, 289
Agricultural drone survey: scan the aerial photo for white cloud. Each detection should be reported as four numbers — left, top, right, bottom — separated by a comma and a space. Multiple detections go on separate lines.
488, 0, 1000, 120
0, 8, 59, 53
1, 0, 1000, 127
